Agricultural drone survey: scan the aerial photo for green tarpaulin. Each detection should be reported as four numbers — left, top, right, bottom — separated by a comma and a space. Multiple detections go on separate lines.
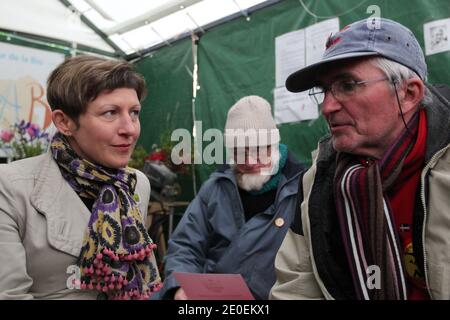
135, 0, 450, 199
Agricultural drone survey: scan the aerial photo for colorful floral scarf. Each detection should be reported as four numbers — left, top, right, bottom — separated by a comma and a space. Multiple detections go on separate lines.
51, 133, 161, 300
333, 112, 419, 300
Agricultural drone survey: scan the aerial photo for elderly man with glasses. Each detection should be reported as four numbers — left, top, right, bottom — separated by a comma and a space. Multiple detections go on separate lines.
270, 18, 450, 300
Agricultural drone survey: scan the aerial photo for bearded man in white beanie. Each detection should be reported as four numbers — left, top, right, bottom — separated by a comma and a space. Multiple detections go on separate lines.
156, 96, 307, 300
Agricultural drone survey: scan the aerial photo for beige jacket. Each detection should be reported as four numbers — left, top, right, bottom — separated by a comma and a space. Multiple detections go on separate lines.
0, 151, 150, 299
270, 141, 450, 300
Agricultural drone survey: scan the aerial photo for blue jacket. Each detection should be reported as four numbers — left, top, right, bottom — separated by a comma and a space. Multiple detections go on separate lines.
157, 152, 306, 299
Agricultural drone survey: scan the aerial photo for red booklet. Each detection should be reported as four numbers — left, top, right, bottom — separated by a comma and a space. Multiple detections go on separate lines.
172, 272, 255, 300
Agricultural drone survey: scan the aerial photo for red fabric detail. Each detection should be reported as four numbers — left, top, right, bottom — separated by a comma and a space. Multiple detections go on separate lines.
325, 35, 341, 49
388, 109, 429, 300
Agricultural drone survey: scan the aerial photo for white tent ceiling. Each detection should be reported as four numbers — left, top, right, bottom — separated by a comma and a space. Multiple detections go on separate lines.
0, 0, 115, 53
0, 0, 277, 58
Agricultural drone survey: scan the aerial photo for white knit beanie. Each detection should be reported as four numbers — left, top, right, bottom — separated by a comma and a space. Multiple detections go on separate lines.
224, 95, 280, 148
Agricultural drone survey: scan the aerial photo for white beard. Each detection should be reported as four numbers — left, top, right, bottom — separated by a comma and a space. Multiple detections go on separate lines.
236, 172, 271, 192
233, 146, 280, 192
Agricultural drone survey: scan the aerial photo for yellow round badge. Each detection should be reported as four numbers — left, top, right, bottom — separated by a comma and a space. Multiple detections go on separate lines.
274, 217, 285, 228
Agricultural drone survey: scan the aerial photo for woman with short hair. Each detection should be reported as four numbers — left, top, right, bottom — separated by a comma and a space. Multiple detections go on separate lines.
0, 55, 161, 300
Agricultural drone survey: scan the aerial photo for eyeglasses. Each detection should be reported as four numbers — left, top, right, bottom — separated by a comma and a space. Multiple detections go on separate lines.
308, 76, 390, 105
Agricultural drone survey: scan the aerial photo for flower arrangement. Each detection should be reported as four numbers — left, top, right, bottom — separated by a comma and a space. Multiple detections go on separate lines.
128, 145, 148, 171
145, 144, 191, 175
128, 130, 191, 175
146, 129, 192, 175
0, 121, 50, 160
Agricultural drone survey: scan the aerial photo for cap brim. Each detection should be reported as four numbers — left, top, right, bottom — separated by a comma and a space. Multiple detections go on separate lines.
285, 51, 380, 93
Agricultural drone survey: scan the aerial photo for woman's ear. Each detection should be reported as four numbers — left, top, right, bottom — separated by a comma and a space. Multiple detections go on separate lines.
401, 77, 425, 114
52, 110, 76, 136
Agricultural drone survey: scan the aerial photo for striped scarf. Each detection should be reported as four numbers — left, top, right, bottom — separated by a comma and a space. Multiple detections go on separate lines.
333, 112, 419, 300
51, 133, 162, 299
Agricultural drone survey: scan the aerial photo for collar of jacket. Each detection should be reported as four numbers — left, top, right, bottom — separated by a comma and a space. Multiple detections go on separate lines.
412, 84, 450, 283
30, 150, 92, 257
424, 84, 450, 163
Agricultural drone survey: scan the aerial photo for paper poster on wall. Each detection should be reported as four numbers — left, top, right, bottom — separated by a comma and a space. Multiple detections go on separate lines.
0, 42, 65, 131
275, 29, 305, 88
423, 18, 450, 56
305, 18, 340, 66
274, 18, 338, 124
274, 87, 318, 124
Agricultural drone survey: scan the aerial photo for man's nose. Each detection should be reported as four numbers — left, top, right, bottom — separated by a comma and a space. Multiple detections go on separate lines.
320, 91, 342, 116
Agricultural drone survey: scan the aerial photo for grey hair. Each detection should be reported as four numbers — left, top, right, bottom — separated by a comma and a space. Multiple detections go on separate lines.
370, 57, 432, 106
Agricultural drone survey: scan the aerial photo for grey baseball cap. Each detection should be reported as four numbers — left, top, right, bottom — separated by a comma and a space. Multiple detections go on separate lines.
285, 18, 427, 92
